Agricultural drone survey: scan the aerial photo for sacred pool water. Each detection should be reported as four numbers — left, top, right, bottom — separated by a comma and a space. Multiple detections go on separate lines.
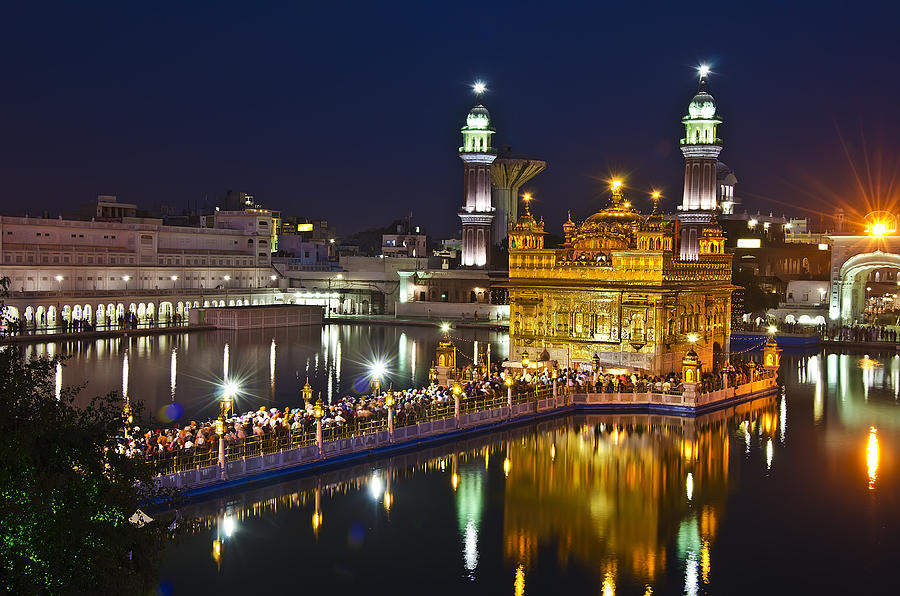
41, 326, 900, 593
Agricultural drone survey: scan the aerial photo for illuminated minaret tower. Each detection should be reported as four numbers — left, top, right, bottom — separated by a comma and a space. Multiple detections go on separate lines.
459, 82, 496, 268
677, 66, 722, 261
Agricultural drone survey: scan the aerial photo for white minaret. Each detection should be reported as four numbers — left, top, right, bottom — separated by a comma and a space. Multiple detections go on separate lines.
459, 82, 496, 268
678, 65, 723, 261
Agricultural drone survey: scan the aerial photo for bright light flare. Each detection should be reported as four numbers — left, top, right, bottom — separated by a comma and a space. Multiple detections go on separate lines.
223, 381, 240, 398
440, 322, 451, 333
687, 333, 699, 344
370, 361, 386, 380
768, 325, 778, 335
472, 81, 486, 96
698, 64, 711, 78
611, 179, 623, 190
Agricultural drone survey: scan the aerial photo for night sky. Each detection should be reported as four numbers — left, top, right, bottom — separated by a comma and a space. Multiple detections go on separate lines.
2, 1, 899, 237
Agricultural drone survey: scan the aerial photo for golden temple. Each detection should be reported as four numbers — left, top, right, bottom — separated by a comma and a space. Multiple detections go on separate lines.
507, 182, 734, 374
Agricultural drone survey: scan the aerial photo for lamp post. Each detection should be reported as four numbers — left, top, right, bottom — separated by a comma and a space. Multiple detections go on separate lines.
223, 275, 230, 306
217, 381, 236, 475
270, 274, 277, 305
428, 362, 437, 388
452, 381, 462, 428
385, 388, 395, 442
314, 394, 324, 458
370, 362, 385, 396
505, 375, 513, 419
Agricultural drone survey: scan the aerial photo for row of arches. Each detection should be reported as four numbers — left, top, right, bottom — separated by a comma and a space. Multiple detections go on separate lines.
5, 298, 256, 328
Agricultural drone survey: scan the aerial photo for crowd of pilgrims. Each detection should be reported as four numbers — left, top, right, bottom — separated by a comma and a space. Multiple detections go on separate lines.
117, 361, 766, 461
118, 369, 554, 460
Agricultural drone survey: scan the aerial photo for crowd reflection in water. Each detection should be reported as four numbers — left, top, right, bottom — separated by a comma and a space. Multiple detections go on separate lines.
177, 395, 782, 594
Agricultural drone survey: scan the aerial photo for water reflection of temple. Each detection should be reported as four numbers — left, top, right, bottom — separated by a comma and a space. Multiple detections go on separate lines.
178, 397, 779, 592
502, 396, 778, 592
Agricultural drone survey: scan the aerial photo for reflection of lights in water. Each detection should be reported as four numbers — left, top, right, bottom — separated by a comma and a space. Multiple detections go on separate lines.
701, 539, 710, 583
686, 472, 694, 501
814, 380, 823, 422
514, 564, 525, 596
550, 444, 556, 461
601, 571, 615, 596
368, 474, 384, 501
743, 421, 751, 456
222, 515, 235, 538
859, 356, 881, 370
766, 439, 773, 470
451, 473, 459, 491
223, 343, 229, 379
411, 340, 417, 382
269, 339, 276, 392
678, 516, 700, 596
893, 356, 899, 401
867, 426, 879, 490
503, 457, 511, 477
464, 520, 478, 573
55, 361, 62, 401
398, 332, 407, 375
456, 469, 484, 579
779, 397, 786, 443
122, 351, 129, 398
171, 348, 177, 400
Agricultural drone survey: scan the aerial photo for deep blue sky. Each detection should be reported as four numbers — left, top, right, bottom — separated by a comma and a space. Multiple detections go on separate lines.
2, 1, 899, 237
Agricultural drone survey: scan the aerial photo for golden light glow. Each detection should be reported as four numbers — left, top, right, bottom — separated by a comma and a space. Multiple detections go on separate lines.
602, 570, 616, 596
451, 473, 460, 491
611, 179, 623, 190
867, 426, 879, 490
312, 510, 322, 531
514, 564, 525, 596
503, 457, 511, 477
651, 190, 661, 199
212, 538, 222, 569
866, 221, 894, 236
767, 325, 778, 335
383, 491, 393, 511
687, 333, 699, 344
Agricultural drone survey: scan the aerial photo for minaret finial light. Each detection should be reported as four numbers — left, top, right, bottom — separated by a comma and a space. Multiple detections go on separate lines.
698, 65, 710, 79
473, 81, 487, 98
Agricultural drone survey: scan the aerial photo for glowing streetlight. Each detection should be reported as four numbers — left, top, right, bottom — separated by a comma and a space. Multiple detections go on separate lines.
520, 350, 530, 369
370, 361, 386, 395
440, 322, 451, 335
223, 275, 230, 282
270, 274, 277, 281
54, 275, 63, 282
767, 325, 778, 335
687, 333, 699, 344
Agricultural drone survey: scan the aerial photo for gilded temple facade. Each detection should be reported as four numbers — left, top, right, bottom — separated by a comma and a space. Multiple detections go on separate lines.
507, 183, 734, 374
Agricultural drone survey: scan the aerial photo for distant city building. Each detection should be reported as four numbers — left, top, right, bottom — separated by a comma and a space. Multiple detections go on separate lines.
382, 221, 426, 258
79, 194, 138, 221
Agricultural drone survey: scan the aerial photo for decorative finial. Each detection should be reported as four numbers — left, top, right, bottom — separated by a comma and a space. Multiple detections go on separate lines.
473, 81, 487, 102
650, 190, 661, 214
566, 210, 574, 224
521, 192, 532, 215
610, 179, 624, 204
697, 65, 710, 91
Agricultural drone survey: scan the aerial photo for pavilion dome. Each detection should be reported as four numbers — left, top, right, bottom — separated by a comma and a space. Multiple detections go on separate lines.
688, 90, 717, 119
466, 105, 491, 129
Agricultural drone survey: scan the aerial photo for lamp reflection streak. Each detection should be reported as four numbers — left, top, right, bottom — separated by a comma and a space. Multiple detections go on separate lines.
867, 426, 879, 490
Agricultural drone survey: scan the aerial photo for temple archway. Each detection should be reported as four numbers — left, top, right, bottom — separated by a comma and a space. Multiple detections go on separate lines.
830, 250, 900, 323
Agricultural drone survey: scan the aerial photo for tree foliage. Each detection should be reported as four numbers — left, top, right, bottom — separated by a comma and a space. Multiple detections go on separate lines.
0, 278, 176, 593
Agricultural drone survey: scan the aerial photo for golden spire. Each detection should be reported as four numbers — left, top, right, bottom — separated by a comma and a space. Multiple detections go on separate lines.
521, 192, 533, 215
